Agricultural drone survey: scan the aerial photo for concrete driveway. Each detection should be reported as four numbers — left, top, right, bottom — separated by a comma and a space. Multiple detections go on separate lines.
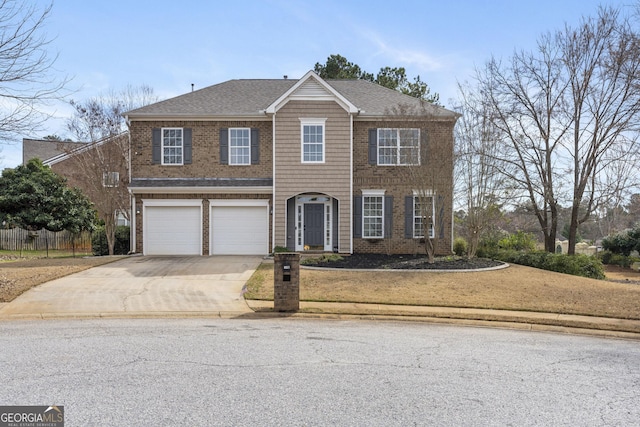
0, 256, 263, 319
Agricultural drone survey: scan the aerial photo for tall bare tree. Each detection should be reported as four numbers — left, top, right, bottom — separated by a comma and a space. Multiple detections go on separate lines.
388, 103, 456, 262
0, 1, 68, 141
477, 7, 640, 254
64, 85, 157, 255
454, 82, 508, 257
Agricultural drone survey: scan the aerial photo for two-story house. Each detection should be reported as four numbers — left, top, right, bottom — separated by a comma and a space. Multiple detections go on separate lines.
126, 71, 458, 256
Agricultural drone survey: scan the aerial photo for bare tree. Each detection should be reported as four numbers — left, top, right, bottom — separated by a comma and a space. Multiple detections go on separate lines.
67, 84, 156, 141
389, 103, 456, 263
477, 7, 640, 254
454, 81, 508, 257
64, 85, 158, 255
0, 1, 68, 141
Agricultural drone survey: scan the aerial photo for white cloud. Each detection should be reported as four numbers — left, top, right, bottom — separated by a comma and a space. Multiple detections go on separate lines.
357, 28, 444, 72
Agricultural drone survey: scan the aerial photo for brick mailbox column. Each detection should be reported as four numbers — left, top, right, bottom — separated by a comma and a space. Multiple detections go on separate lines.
273, 253, 301, 312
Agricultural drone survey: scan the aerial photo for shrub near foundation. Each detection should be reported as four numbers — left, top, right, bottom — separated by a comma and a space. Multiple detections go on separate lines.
92, 225, 130, 256
453, 237, 468, 256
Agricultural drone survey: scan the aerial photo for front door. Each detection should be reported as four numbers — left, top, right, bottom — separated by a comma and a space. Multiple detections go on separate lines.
304, 204, 324, 248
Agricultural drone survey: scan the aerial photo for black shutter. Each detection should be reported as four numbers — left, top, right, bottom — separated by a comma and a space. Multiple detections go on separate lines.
438, 195, 445, 238
368, 129, 377, 165
152, 128, 161, 164
353, 196, 362, 238
404, 196, 414, 238
251, 128, 260, 164
220, 128, 228, 165
333, 199, 339, 251
384, 196, 393, 238
183, 128, 192, 164
286, 197, 295, 251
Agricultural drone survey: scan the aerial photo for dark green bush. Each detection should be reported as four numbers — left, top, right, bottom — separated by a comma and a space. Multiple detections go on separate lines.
92, 225, 130, 256
602, 225, 640, 256
488, 249, 605, 280
598, 250, 640, 268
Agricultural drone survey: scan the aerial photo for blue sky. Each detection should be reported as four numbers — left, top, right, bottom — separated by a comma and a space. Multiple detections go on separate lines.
0, 0, 630, 169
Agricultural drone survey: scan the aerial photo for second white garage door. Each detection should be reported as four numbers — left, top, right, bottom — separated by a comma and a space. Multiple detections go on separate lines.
211, 203, 269, 255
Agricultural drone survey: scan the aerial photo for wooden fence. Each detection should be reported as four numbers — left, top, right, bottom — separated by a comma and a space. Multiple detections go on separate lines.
0, 228, 92, 252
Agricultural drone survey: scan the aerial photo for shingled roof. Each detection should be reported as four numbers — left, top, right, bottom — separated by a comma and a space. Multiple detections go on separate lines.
126, 74, 457, 120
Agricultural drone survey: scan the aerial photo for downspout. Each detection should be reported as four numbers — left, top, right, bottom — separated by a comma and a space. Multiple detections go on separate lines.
271, 111, 276, 252
125, 116, 136, 253
349, 112, 355, 254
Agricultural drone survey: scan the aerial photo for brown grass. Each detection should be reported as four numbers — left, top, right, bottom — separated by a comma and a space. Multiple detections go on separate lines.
246, 263, 640, 320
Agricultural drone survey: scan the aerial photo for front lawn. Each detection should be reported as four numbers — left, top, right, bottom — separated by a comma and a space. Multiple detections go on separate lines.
245, 262, 640, 320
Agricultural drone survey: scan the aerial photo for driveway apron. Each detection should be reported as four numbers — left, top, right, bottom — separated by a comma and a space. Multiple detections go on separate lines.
0, 256, 262, 318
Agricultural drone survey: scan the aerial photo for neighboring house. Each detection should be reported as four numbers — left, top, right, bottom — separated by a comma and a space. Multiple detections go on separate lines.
125, 71, 459, 256
22, 138, 84, 165
33, 135, 131, 226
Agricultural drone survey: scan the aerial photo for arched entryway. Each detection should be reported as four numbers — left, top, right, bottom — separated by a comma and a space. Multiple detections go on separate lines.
286, 193, 338, 252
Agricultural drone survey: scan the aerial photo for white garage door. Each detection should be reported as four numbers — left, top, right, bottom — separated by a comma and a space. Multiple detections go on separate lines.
145, 206, 201, 255
211, 205, 268, 255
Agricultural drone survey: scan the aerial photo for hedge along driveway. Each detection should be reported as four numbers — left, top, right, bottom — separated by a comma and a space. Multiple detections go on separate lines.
245, 263, 640, 320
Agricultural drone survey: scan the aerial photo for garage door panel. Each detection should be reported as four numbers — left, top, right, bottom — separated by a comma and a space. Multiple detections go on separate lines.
211, 206, 268, 255
145, 206, 201, 255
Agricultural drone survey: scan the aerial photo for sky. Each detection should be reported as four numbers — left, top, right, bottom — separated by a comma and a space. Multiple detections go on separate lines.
0, 0, 632, 170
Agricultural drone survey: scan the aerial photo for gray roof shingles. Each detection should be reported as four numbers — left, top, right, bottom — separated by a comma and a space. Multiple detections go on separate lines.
126, 77, 457, 119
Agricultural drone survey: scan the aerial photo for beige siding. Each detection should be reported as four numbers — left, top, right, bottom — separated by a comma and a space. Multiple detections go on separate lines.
274, 100, 352, 252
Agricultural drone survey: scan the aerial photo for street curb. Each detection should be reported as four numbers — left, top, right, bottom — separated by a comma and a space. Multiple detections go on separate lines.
241, 310, 640, 340
2, 305, 639, 341
0, 311, 252, 321
244, 299, 640, 339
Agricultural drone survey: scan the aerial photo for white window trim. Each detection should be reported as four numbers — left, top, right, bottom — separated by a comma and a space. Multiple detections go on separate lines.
300, 118, 327, 164
161, 127, 184, 166
362, 189, 385, 239
413, 192, 435, 239
377, 128, 420, 166
229, 127, 251, 166
102, 171, 119, 188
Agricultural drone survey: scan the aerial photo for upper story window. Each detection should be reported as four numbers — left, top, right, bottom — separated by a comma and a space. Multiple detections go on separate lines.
162, 128, 183, 165
229, 128, 250, 165
102, 172, 119, 188
377, 128, 420, 165
301, 118, 326, 163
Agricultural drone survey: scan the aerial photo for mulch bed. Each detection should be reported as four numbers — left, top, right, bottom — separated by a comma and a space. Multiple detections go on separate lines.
306, 253, 504, 270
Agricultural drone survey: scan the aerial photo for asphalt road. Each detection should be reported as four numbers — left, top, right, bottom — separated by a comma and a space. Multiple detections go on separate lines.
1, 318, 638, 426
